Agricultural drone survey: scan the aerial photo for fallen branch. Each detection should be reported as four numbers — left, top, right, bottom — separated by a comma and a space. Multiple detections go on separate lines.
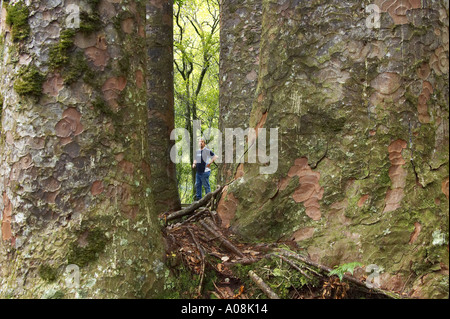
199, 218, 245, 258
273, 248, 404, 299
179, 209, 208, 226
248, 270, 280, 299
165, 187, 223, 222
268, 253, 312, 280
223, 257, 261, 267
188, 227, 206, 296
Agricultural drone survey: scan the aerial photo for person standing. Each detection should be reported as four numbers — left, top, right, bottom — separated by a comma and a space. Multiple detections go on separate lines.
192, 139, 218, 201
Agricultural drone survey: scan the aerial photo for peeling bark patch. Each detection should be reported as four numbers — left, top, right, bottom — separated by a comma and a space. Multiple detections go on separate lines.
278, 176, 290, 191
63, 142, 81, 158
217, 187, 239, 228
141, 161, 152, 180
384, 139, 407, 213
249, 112, 268, 146
417, 80, 433, 123
74, 32, 98, 49
91, 181, 104, 196
443, 177, 449, 200
135, 70, 144, 88
121, 18, 135, 34
371, 72, 402, 95
43, 73, 64, 96
409, 222, 422, 244
374, 0, 421, 25
19, 154, 34, 170
41, 177, 61, 193
370, 72, 404, 107
417, 62, 431, 80
55, 107, 83, 141
102, 77, 127, 111
358, 194, 370, 207
118, 160, 134, 175
256, 112, 268, 131
2, 193, 12, 241
235, 164, 244, 180
430, 47, 449, 76
84, 36, 109, 70
122, 205, 139, 220
289, 157, 324, 221
291, 227, 315, 241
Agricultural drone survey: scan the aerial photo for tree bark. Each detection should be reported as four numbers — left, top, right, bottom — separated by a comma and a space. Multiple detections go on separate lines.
146, 0, 181, 213
0, 0, 174, 298
218, 0, 263, 185
218, 0, 449, 299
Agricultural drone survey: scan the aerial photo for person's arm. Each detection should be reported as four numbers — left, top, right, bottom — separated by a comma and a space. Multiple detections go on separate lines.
207, 155, 218, 168
192, 159, 197, 169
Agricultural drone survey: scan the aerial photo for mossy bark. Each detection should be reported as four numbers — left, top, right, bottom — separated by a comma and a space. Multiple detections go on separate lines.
219, 0, 449, 298
0, 0, 174, 298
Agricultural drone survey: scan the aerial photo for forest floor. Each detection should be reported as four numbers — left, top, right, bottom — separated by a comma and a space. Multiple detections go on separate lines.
160, 190, 406, 300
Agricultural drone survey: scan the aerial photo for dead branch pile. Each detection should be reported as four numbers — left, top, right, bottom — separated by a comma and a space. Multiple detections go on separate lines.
160, 188, 406, 300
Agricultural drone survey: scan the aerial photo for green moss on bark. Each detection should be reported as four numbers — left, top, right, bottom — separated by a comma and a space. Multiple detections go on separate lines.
38, 264, 58, 282
64, 51, 90, 85
79, 11, 102, 34
68, 228, 108, 268
5, 1, 30, 42
49, 29, 76, 70
14, 65, 45, 97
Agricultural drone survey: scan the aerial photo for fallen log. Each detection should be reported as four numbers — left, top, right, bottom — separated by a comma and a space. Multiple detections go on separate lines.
165, 187, 223, 222
248, 270, 280, 299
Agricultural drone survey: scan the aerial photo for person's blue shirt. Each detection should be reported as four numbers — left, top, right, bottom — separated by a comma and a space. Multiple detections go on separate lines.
195, 148, 215, 173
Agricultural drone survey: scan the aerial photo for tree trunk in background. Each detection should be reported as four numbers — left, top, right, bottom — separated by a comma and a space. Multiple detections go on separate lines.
218, 0, 262, 185
218, 0, 449, 298
146, 0, 181, 213
0, 0, 174, 298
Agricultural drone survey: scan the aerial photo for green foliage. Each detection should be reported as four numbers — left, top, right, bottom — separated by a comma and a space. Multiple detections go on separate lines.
5, 1, 30, 41
14, 65, 45, 97
328, 262, 363, 281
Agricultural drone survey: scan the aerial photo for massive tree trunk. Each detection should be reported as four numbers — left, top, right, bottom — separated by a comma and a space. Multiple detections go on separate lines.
0, 0, 176, 298
218, 0, 449, 298
218, 0, 262, 185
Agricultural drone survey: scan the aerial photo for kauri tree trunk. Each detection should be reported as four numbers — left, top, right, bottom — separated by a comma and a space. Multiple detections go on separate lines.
218, 0, 449, 298
0, 0, 176, 298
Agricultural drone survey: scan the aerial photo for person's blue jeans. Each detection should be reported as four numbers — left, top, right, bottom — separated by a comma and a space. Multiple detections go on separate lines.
195, 171, 211, 200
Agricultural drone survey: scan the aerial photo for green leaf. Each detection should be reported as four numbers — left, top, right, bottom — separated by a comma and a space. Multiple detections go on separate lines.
273, 268, 283, 277
328, 262, 363, 281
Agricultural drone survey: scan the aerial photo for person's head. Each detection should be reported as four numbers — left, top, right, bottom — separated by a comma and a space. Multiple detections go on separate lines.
199, 138, 206, 149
